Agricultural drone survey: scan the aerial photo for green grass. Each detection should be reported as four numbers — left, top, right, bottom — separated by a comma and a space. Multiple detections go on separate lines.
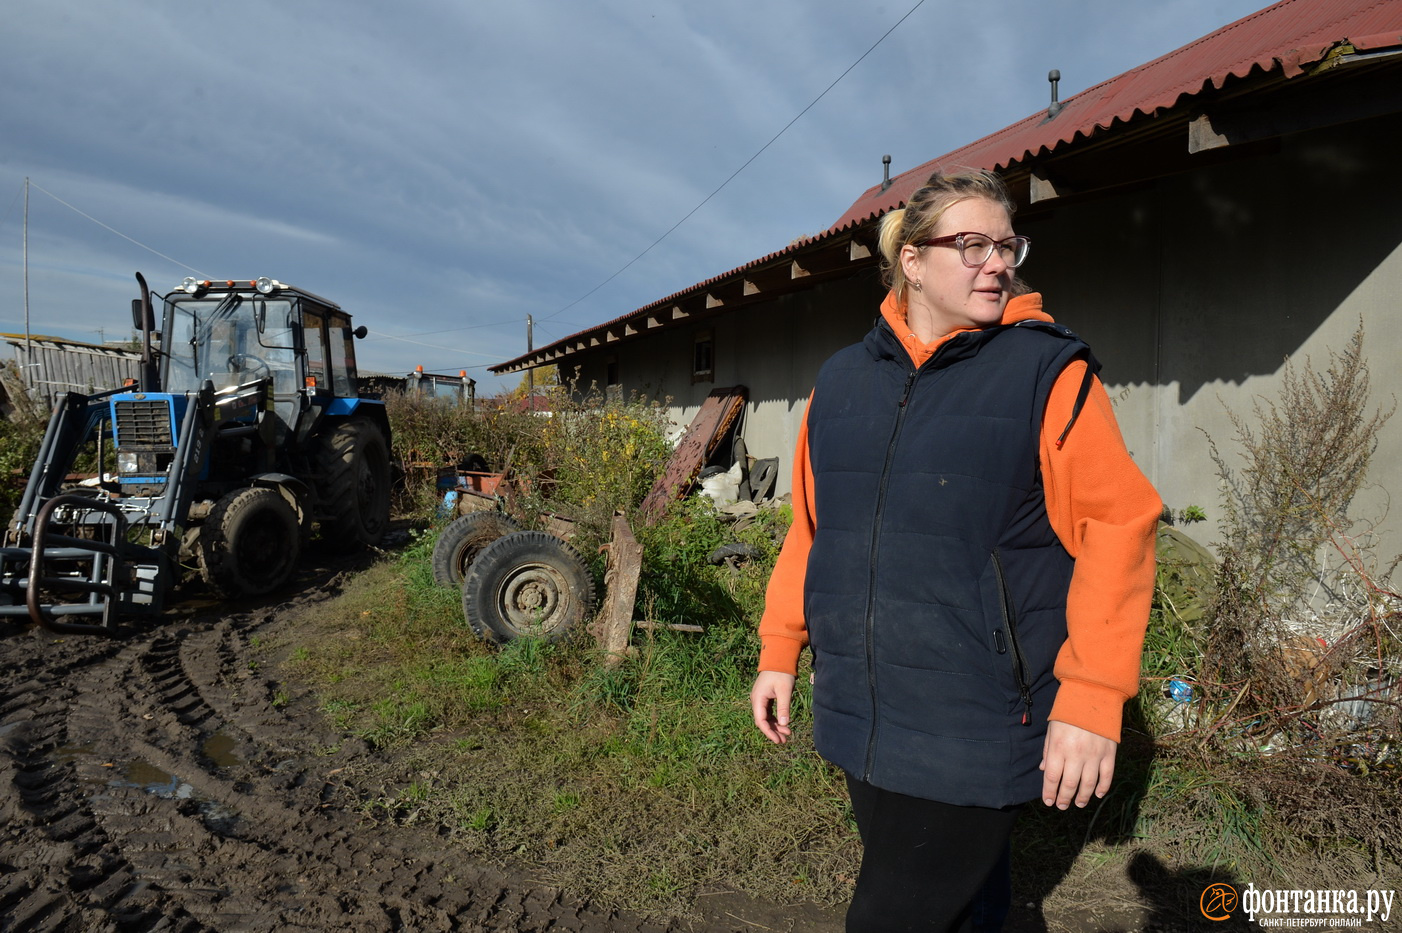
280, 511, 1401, 918
271, 378, 1400, 918
283, 505, 857, 914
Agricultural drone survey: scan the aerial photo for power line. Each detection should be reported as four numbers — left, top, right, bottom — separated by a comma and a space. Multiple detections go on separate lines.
373, 330, 509, 359
379, 315, 524, 339
25, 181, 208, 277
408, 359, 501, 374
394, 1, 929, 362
537, 0, 929, 324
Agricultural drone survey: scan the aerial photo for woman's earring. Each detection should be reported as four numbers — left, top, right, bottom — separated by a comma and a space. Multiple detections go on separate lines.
912, 280, 923, 292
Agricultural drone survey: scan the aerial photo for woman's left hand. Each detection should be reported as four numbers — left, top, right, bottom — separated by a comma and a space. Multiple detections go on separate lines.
1039, 721, 1117, 809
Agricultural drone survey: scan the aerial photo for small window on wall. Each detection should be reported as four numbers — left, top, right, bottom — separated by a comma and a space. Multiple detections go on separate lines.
693, 330, 714, 384
605, 355, 619, 387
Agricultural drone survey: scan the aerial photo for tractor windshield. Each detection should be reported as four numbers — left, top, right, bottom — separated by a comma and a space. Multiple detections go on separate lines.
162, 295, 298, 395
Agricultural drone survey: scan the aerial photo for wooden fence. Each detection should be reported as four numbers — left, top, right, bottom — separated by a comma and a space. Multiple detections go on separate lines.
2, 334, 141, 411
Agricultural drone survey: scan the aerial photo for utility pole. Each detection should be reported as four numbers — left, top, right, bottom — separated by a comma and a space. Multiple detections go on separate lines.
23, 177, 31, 385
526, 314, 534, 412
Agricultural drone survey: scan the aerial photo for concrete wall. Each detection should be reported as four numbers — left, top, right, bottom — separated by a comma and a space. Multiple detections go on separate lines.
1021, 113, 1402, 556
563, 112, 1402, 557
566, 272, 884, 486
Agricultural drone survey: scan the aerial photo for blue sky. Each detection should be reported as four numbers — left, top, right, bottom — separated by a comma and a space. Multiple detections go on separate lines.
0, 0, 1269, 392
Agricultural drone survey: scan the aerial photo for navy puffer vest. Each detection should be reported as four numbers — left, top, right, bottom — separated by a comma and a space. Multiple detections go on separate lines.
805, 317, 1094, 807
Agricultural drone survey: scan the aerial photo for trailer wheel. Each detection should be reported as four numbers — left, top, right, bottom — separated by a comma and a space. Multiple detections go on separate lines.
317, 420, 391, 551
200, 487, 301, 598
462, 531, 595, 643
431, 511, 521, 588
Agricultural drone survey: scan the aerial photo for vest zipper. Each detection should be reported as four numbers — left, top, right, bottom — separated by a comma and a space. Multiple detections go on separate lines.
861, 366, 920, 780
990, 547, 1034, 726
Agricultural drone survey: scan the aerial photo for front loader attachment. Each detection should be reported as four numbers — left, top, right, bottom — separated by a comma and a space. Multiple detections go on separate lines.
0, 388, 183, 635
0, 494, 167, 635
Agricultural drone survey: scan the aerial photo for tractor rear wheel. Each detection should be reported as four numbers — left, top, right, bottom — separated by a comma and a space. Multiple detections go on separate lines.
199, 487, 301, 598
316, 420, 391, 551
461, 531, 595, 643
431, 511, 521, 588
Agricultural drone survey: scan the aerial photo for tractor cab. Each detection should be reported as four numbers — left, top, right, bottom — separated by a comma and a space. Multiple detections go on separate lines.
157, 277, 366, 438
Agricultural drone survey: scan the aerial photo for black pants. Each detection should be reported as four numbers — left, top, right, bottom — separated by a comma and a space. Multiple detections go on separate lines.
845, 774, 1020, 933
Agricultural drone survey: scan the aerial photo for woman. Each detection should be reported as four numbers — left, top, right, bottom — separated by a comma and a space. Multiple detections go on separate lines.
750, 170, 1161, 932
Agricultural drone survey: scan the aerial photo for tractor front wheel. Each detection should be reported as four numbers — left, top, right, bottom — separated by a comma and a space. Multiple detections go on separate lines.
199, 487, 301, 598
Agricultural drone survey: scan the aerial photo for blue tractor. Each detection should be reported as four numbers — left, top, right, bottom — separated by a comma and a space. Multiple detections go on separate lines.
0, 273, 392, 635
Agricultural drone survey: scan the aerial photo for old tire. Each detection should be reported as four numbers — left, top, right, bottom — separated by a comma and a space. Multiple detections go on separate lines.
316, 420, 391, 551
462, 531, 595, 643
199, 487, 301, 598
431, 511, 521, 588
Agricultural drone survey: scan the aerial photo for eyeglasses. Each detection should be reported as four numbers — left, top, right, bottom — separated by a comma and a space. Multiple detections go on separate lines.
920, 232, 1031, 268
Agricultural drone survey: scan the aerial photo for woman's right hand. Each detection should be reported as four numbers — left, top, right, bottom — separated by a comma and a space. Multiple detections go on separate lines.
750, 671, 798, 744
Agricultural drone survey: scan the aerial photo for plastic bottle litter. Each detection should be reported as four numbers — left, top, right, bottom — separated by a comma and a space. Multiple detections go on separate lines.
1167, 679, 1194, 703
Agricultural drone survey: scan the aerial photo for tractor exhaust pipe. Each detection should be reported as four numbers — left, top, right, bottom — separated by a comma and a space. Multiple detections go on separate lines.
133, 271, 159, 391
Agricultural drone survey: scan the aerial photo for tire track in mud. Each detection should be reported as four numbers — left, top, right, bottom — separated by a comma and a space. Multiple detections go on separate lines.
0, 629, 199, 932
2, 604, 790, 932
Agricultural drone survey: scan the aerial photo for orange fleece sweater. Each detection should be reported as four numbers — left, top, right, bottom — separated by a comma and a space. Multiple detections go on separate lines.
757, 291, 1162, 742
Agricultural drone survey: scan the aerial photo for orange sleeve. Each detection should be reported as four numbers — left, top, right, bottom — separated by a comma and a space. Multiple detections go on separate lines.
756, 394, 816, 675
1040, 360, 1162, 742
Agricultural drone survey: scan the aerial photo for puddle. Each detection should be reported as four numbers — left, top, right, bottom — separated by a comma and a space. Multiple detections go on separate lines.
123, 759, 196, 800
202, 732, 242, 769
38, 736, 245, 835
108, 758, 242, 835
0, 720, 27, 740
51, 743, 95, 764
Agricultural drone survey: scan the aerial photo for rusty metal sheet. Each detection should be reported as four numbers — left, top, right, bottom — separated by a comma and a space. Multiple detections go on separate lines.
640, 385, 746, 524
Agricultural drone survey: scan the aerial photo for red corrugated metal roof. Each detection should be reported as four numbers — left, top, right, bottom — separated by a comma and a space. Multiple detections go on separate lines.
494, 0, 1402, 373
832, 0, 1402, 230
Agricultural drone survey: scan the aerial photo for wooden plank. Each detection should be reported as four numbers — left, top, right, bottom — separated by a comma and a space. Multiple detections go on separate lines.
1030, 168, 1070, 203
639, 385, 746, 524
591, 510, 643, 665
635, 620, 704, 633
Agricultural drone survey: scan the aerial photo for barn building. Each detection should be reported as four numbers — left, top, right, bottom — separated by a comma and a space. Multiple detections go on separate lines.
492, 0, 1402, 553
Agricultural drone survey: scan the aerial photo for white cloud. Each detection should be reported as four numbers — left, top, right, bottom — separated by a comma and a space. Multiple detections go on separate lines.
0, 0, 1271, 389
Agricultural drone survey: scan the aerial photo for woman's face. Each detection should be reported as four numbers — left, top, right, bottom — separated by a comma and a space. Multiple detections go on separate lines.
900, 197, 1016, 336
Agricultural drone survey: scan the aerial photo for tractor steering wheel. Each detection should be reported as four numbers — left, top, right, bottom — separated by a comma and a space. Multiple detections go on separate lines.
228, 352, 272, 380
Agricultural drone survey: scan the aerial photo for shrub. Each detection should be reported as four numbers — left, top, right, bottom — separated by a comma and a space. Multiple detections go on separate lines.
527, 390, 673, 552
382, 389, 548, 514
1133, 322, 1402, 881
0, 375, 47, 525
1193, 322, 1399, 757
386, 385, 675, 560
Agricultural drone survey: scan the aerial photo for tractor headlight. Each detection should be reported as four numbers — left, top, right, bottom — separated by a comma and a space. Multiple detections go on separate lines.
117, 451, 139, 474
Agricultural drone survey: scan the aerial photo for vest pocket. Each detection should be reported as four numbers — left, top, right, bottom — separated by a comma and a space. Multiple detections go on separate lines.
990, 548, 1034, 726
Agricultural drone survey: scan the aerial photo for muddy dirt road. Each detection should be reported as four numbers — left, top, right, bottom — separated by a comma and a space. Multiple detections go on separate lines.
0, 562, 841, 933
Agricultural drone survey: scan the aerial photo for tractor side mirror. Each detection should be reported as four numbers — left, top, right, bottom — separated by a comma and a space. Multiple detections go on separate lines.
353, 325, 368, 339
131, 299, 143, 329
